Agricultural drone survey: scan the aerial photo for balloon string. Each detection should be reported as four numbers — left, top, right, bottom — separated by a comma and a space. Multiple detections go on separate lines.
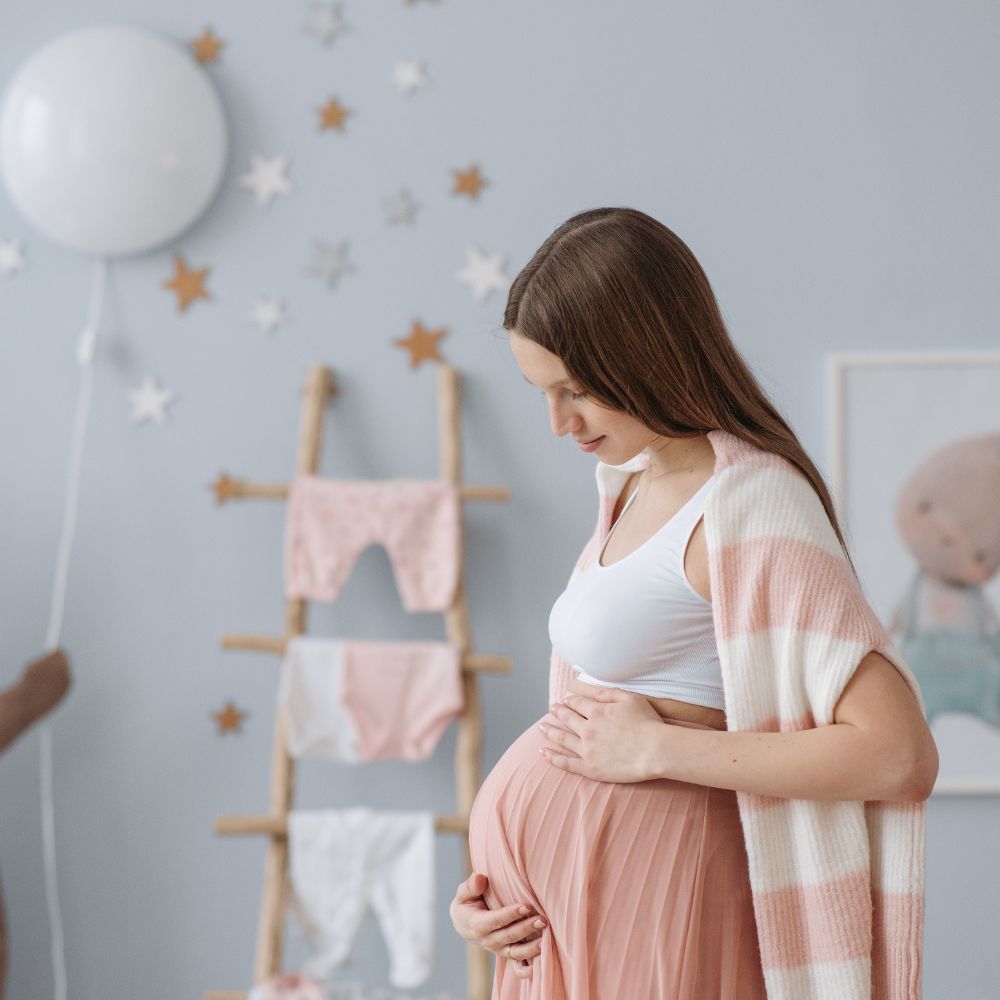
40, 255, 108, 1000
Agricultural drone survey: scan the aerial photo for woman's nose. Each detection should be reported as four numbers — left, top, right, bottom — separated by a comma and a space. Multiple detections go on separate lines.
548, 403, 580, 438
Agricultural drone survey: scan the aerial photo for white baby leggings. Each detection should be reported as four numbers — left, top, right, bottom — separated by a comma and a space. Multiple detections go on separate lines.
287, 807, 435, 989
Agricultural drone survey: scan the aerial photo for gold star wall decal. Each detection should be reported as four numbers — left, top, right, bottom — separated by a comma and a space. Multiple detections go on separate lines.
317, 97, 352, 131
394, 319, 447, 368
191, 27, 224, 63
212, 700, 247, 735
452, 164, 488, 200
163, 256, 212, 312
210, 472, 240, 504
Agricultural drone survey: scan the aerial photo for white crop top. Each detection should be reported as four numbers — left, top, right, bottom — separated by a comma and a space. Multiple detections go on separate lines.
547, 474, 725, 710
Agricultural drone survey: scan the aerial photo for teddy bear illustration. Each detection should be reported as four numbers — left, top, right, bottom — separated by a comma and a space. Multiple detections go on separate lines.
0, 649, 71, 999
889, 433, 1000, 726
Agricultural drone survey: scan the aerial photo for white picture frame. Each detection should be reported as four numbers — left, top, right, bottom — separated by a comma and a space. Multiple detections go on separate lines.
825, 350, 1000, 796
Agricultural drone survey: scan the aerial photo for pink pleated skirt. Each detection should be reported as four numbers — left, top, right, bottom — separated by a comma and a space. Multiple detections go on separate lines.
467, 709, 767, 999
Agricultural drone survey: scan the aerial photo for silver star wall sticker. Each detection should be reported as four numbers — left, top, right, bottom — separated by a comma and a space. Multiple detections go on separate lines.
247, 297, 287, 335
390, 57, 429, 96
305, 239, 356, 288
302, 1, 349, 45
384, 189, 420, 225
127, 377, 176, 425
456, 246, 510, 302
238, 153, 294, 208
0, 239, 26, 276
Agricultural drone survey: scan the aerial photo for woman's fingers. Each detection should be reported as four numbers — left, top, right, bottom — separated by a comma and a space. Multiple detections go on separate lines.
484, 913, 547, 953
451, 873, 538, 930
539, 721, 583, 756
474, 902, 537, 937
453, 874, 534, 922
507, 929, 544, 972
509, 928, 544, 950
447, 874, 547, 965
510, 945, 541, 979
512, 943, 539, 980
453, 873, 488, 902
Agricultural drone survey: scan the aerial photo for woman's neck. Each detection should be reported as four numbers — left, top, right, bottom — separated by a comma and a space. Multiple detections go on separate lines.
643, 433, 715, 485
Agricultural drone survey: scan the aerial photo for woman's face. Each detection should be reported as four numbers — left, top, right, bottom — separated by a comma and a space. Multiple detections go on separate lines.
509, 328, 657, 464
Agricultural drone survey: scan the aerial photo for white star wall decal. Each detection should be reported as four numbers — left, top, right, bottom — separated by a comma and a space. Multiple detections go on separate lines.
384, 189, 420, 225
247, 297, 287, 335
238, 153, 294, 207
305, 239, 356, 288
456, 246, 510, 302
0, 239, 26, 276
302, 1, 349, 45
390, 57, 429, 96
127, 377, 176, 425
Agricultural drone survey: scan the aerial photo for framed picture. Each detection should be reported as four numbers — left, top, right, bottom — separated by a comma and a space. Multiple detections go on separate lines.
826, 351, 1000, 796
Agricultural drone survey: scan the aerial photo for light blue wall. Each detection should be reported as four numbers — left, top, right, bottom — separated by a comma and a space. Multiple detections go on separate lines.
1, 1, 997, 997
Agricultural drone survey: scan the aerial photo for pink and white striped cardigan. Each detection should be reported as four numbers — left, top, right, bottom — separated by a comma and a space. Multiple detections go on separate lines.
548, 428, 927, 1000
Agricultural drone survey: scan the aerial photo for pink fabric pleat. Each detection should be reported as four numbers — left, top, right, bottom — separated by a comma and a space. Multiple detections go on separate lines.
468, 711, 766, 999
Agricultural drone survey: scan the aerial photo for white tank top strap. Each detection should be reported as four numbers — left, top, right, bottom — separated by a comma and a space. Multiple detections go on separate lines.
600, 474, 714, 568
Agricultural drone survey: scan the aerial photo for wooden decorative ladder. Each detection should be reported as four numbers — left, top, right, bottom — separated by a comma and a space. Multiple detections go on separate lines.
205, 362, 509, 1000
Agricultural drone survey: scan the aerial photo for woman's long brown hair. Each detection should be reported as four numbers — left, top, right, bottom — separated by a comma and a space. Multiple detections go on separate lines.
502, 206, 859, 579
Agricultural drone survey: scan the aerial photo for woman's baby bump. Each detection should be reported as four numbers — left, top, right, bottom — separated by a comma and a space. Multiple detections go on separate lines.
468, 713, 561, 916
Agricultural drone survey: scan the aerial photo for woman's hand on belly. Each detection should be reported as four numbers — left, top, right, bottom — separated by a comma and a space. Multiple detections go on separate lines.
569, 675, 727, 729
449, 872, 547, 979
539, 682, 666, 783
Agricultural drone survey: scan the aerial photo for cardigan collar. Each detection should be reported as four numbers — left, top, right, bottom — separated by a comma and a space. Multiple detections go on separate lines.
593, 448, 650, 502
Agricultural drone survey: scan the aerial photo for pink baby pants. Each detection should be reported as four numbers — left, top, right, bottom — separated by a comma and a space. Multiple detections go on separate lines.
278, 637, 465, 762
284, 477, 461, 612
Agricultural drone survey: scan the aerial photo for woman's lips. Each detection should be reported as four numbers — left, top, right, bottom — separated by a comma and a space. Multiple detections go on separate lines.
578, 436, 605, 452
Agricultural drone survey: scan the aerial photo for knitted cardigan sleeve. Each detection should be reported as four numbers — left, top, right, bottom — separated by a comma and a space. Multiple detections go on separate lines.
703, 440, 927, 999
549, 431, 927, 1000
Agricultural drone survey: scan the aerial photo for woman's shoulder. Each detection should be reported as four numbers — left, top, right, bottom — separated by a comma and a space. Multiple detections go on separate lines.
708, 456, 842, 557
706, 430, 799, 479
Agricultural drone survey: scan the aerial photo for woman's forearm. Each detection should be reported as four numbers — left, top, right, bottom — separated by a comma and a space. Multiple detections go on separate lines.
644, 720, 926, 802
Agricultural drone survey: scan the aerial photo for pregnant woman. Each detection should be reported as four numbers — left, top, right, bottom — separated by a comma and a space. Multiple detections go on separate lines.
452, 207, 938, 999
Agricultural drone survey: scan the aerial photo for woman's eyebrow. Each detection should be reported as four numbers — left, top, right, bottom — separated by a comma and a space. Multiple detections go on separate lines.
521, 374, 572, 388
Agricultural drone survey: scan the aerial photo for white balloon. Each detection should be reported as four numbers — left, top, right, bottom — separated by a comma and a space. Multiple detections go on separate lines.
0, 25, 228, 257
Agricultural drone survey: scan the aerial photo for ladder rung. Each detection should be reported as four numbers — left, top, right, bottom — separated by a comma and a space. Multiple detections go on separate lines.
211, 475, 509, 504
219, 632, 510, 674
215, 812, 470, 837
